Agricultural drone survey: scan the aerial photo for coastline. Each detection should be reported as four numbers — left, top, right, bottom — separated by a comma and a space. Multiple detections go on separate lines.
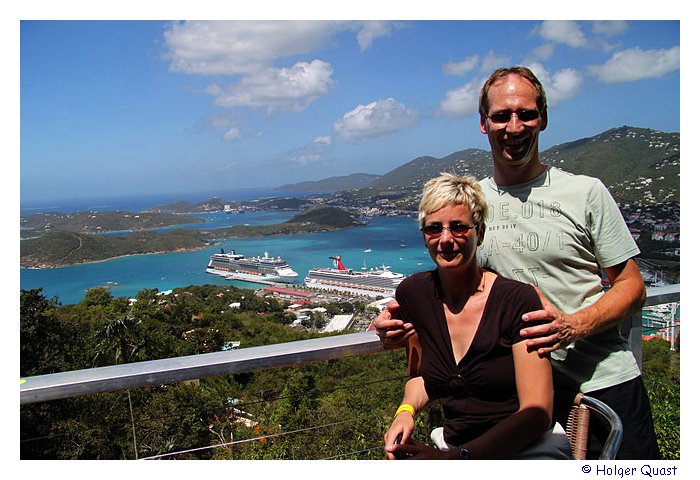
20, 244, 216, 270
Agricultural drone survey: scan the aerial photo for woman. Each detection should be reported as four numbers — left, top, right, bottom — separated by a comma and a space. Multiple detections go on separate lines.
384, 173, 571, 460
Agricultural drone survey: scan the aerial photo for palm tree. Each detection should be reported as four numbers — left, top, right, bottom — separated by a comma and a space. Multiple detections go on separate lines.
93, 314, 144, 366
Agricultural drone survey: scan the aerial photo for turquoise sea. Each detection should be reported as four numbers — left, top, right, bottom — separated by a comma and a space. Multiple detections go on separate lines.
20, 211, 430, 305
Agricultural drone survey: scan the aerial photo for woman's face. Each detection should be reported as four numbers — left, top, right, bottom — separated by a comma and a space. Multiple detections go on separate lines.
423, 202, 481, 272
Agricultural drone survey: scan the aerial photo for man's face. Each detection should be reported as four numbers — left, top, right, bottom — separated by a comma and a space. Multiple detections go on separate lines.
479, 74, 547, 172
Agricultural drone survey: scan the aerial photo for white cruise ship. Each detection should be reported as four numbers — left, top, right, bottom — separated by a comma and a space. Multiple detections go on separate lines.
206, 249, 298, 284
304, 256, 405, 297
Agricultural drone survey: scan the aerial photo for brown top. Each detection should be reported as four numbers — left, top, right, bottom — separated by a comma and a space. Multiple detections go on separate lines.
395, 271, 543, 445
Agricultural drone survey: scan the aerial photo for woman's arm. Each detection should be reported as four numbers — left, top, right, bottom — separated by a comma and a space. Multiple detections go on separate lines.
384, 376, 430, 459
454, 340, 553, 459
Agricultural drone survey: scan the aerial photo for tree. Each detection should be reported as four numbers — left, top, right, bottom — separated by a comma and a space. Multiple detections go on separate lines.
643, 338, 680, 460
93, 314, 145, 366
81, 287, 113, 307
20, 288, 66, 376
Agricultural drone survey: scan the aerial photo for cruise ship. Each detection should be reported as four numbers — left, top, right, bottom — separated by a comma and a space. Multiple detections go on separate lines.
206, 249, 298, 284
304, 256, 406, 297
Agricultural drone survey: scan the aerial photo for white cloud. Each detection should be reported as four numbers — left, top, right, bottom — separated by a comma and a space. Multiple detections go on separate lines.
162, 20, 398, 114
356, 21, 400, 51
548, 68, 584, 104
163, 20, 399, 75
333, 98, 421, 141
223, 127, 241, 141
588, 46, 680, 83
526, 43, 555, 63
286, 135, 333, 165
209, 60, 334, 113
527, 63, 583, 106
163, 20, 341, 76
592, 20, 628, 36
480, 51, 511, 73
435, 79, 482, 118
538, 20, 587, 48
443, 55, 479, 76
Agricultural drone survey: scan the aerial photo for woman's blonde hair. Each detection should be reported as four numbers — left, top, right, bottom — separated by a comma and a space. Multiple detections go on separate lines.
418, 173, 489, 232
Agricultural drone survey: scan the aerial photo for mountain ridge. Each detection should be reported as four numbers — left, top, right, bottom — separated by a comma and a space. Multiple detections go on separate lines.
292, 126, 680, 205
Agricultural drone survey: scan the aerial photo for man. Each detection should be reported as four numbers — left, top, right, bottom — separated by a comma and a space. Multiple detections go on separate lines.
374, 66, 660, 459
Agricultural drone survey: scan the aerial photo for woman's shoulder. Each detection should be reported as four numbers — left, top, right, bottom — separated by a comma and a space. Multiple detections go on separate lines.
396, 270, 436, 295
492, 275, 540, 304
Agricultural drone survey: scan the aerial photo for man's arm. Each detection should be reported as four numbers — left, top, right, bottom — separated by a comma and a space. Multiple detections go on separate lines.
520, 258, 646, 355
372, 299, 415, 349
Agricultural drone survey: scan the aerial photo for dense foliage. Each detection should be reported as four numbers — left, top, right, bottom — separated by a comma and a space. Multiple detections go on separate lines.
19, 286, 408, 459
20, 287, 681, 460
642, 337, 680, 460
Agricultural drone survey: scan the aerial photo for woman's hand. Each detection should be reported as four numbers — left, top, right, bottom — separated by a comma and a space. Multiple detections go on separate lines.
384, 411, 415, 460
386, 441, 451, 460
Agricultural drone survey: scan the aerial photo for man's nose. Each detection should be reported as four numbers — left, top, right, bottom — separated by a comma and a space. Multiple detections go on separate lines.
505, 113, 525, 132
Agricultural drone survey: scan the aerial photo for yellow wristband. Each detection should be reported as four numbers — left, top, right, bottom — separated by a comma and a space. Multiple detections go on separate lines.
394, 404, 415, 418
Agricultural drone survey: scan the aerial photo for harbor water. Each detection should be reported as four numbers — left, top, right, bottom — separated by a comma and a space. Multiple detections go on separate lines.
20, 211, 430, 305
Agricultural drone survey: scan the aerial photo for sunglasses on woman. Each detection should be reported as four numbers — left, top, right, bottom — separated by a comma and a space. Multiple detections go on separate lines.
421, 222, 477, 238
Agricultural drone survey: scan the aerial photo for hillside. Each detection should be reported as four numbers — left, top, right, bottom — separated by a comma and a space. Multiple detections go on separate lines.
540, 126, 679, 204
276, 173, 381, 193
369, 148, 492, 191
20, 211, 205, 238
146, 196, 313, 213
20, 229, 213, 268
361, 126, 679, 205
213, 205, 362, 237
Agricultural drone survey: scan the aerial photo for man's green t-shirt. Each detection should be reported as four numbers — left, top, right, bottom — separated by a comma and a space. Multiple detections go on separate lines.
477, 167, 641, 392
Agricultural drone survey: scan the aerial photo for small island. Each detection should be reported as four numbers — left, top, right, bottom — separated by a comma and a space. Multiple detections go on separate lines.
20, 205, 362, 268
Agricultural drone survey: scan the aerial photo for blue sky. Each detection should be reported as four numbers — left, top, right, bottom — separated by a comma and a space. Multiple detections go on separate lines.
18, 10, 681, 204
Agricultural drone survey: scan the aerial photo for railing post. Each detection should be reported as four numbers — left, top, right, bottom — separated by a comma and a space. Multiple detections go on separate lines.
628, 311, 643, 370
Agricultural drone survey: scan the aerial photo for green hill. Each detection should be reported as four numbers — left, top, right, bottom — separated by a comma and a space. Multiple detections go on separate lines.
20, 211, 204, 238
354, 126, 679, 206
276, 173, 381, 193
20, 229, 213, 268
213, 205, 362, 238
540, 126, 679, 204
369, 149, 492, 191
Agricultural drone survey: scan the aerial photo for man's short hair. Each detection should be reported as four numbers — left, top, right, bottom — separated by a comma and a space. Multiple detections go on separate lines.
479, 66, 548, 119
418, 172, 489, 233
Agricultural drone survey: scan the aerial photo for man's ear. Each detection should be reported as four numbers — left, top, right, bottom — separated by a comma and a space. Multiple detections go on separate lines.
479, 114, 488, 134
539, 110, 548, 131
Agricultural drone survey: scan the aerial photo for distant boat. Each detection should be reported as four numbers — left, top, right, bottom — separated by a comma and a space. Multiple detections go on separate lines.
364, 248, 372, 253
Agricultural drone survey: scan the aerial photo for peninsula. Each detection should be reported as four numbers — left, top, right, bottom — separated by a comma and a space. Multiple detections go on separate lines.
20, 205, 361, 268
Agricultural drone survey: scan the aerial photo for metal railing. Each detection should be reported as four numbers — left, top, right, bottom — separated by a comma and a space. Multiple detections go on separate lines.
20, 284, 680, 405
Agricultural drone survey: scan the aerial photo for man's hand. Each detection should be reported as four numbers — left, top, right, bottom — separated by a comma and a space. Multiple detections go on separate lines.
372, 300, 415, 349
520, 287, 581, 356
